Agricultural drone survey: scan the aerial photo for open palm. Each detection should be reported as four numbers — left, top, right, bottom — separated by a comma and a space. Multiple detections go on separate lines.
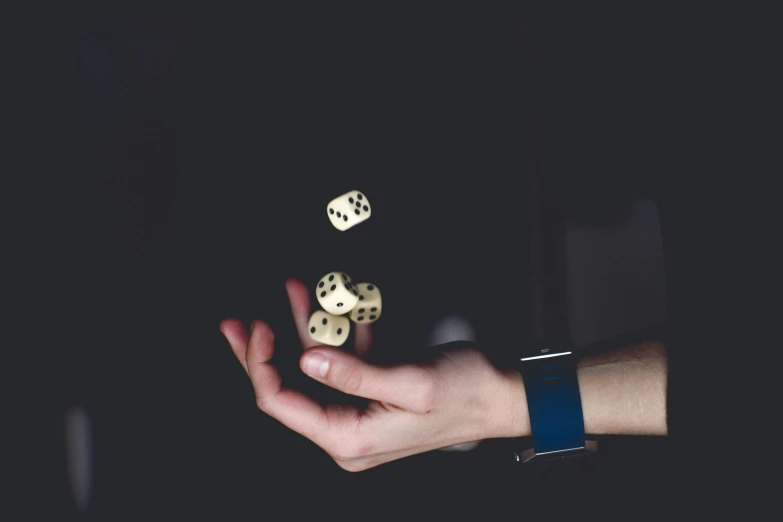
220, 279, 520, 472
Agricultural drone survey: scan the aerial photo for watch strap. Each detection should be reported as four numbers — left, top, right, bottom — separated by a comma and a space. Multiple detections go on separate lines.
517, 352, 597, 463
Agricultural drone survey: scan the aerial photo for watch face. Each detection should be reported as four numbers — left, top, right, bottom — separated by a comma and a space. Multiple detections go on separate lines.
520, 338, 572, 361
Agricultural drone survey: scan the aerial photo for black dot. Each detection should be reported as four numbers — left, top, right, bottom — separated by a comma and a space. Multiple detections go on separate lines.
349, 197, 354, 204
357, 193, 363, 200
337, 328, 342, 335
330, 284, 336, 290
329, 275, 334, 281
344, 284, 350, 290
336, 211, 341, 217
369, 315, 376, 320
355, 201, 361, 208
322, 318, 327, 325
310, 326, 315, 333
337, 302, 343, 307
318, 281, 324, 288
367, 285, 374, 291
358, 308, 365, 313
320, 291, 326, 297
359, 295, 364, 300
343, 215, 348, 221
371, 307, 377, 312
355, 209, 360, 215
363, 205, 368, 211
358, 316, 364, 321
342, 273, 347, 280
329, 208, 334, 214
352, 290, 358, 295
346, 282, 352, 289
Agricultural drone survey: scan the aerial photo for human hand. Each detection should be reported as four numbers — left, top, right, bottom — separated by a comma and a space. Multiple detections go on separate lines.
220, 279, 526, 472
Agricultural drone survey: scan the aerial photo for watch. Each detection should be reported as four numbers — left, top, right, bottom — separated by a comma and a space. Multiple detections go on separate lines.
515, 339, 597, 464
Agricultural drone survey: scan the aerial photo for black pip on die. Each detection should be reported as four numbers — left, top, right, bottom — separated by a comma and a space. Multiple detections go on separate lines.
327, 190, 371, 231
308, 310, 349, 347
316, 271, 359, 315
349, 283, 382, 324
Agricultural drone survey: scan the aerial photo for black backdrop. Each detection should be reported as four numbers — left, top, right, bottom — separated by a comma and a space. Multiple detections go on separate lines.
20, 5, 682, 519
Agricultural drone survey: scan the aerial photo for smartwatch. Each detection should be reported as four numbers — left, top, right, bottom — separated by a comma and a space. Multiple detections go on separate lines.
515, 339, 597, 464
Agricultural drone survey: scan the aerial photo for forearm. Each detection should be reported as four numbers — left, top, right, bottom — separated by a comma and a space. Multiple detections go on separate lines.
494, 342, 668, 438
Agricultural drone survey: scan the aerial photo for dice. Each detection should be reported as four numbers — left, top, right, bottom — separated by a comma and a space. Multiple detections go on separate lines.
349, 283, 382, 324
308, 310, 350, 346
316, 271, 360, 315
326, 190, 371, 231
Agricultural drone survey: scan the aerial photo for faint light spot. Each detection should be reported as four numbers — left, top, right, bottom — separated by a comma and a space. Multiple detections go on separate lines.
65, 406, 93, 513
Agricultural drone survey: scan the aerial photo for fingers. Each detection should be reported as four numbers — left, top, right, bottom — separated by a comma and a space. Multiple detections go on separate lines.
245, 319, 276, 369
220, 318, 359, 453
354, 323, 373, 357
299, 347, 436, 413
244, 320, 282, 409
242, 320, 335, 445
221, 318, 250, 374
285, 278, 320, 350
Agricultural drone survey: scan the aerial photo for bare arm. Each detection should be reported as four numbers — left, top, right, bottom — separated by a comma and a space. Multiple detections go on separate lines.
223, 281, 668, 472
494, 342, 669, 438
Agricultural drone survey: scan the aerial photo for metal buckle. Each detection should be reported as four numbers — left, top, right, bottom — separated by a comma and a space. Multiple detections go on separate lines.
515, 440, 598, 464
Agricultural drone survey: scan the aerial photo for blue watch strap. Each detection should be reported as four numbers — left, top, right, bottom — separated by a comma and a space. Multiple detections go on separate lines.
517, 352, 597, 463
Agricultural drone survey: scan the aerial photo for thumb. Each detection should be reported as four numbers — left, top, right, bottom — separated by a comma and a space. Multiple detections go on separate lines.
299, 347, 435, 413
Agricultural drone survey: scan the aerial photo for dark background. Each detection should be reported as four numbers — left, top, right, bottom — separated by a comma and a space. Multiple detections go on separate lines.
17, 5, 693, 519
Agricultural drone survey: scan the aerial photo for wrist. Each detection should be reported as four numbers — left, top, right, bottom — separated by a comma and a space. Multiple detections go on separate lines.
489, 368, 532, 439
489, 342, 669, 439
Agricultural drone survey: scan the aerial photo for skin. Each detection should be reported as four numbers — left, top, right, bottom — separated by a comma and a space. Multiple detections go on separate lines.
221, 279, 668, 472
220, 278, 524, 472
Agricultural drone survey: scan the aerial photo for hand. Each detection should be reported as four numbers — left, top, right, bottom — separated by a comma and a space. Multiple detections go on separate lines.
220, 279, 525, 472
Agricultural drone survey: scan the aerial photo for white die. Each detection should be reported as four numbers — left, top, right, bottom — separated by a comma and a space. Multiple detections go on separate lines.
326, 190, 372, 231
316, 271, 360, 315
349, 283, 382, 324
308, 311, 350, 346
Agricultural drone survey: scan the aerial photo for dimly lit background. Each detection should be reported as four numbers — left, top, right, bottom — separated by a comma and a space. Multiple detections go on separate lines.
22, 6, 679, 519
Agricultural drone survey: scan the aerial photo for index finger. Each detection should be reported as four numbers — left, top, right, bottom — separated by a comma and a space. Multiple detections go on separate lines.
285, 278, 320, 350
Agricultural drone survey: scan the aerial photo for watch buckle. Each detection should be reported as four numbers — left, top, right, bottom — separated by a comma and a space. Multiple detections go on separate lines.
515, 439, 598, 464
